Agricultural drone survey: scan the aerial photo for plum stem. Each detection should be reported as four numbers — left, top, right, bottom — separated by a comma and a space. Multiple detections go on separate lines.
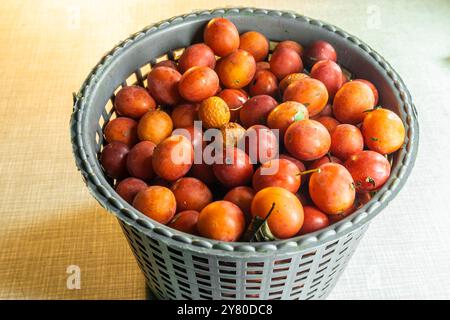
298, 168, 321, 176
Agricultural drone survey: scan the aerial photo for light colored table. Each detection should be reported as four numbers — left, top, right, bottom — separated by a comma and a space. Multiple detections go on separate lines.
0, 0, 449, 300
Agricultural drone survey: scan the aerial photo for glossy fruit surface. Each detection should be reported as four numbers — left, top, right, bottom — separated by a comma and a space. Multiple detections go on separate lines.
137, 110, 173, 144
114, 86, 156, 119
345, 150, 391, 192
309, 163, 355, 214
171, 103, 198, 128
224, 186, 255, 221
251, 187, 304, 239
333, 81, 375, 124
309, 155, 343, 170
104, 117, 138, 147
212, 147, 254, 188
178, 66, 219, 102
283, 77, 328, 117
299, 206, 330, 235
315, 116, 340, 135
217, 89, 248, 122
198, 96, 230, 129
310, 60, 343, 98
171, 177, 213, 212
100, 142, 129, 179
126, 141, 156, 181
178, 43, 216, 73
168, 210, 199, 235
330, 124, 364, 161
248, 70, 279, 97
354, 79, 379, 106
147, 66, 181, 105
153, 60, 178, 70
197, 201, 245, 241
284, 120, 331, 161
239, 31, 269, 62
276, 40, 304, 56
361, 108, 405, 154
133, 186, 176, 224
279, 154, 306, 172
203, 17, 240, 57
115, 177, 147, 204
252, 159, 301, 193
255, 61, 270, 71
279, 73, 309, 92
267, 101, 309, 139
270, 47, 303, 80
152, 135, 194, 181
244, 125, 278, 164
217, 49, 256, 89
304, 40, 337, 67
239, 95, 278, 127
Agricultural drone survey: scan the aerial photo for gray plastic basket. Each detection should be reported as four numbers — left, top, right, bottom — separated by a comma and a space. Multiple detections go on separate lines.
70, 8, 419, 300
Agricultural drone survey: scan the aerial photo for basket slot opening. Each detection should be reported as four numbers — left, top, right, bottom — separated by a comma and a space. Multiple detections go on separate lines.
152, 253, 165, 265
195, 273, 211, 281
247, 262, 264, 267
167, 247, 183, 257
193, 263, 209, 271
343, 236, 353, 246
322, 249, 335, 259
269, 282, 285, 289
197, 280, 211, 287
246, 278, 262, 284
245, 294, 260, 299
268, 290, 283, 297
246, 269, 263, 275
126, 73, 138, 86
306, 288, 319, 298
148, 244, 163, 255
173, 264, 187, 274
316, 266, 327, 275
179, 285, 190, 294
177, 280, 190, 289
245, 285, 261, 290
273, 266, 289, 273
220, 284, 236, 290
271, 275, 287, 282
301, 251, 317, 259
274, 258, 292, 265
298, 259, 313, 268
140, 63, 151, 79
218, 261, 236, 267
199, 288, 212, 295
192, 255, 209, 264
170, 255, 184, 265
313, 274, 325, 283
294, 275, 308, 284
219, 269, 236, 275
325, 240, 339, 250
174, 271, 188, 281
221, 293, 236, 299
220, 278, 236, 284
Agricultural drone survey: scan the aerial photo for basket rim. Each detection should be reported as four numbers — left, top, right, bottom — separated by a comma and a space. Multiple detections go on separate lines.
70, 7, 419, 254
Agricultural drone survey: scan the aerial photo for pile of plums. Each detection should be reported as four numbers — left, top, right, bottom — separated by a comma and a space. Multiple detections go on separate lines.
99, 17, 406, 242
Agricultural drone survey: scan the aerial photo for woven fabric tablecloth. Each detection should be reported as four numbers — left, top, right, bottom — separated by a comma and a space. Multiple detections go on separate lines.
0, 0, 449, 299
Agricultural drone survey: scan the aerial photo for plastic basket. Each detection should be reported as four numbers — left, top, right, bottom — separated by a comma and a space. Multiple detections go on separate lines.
70, 8, 419, 300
